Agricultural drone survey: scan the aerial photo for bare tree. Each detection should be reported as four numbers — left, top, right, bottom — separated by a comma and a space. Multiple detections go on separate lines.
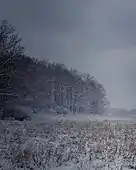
0, 20, 24, 110
0, 20, 24, 57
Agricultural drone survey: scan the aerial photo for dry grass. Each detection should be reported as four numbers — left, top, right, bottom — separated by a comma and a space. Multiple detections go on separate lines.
0, 118, 136, 169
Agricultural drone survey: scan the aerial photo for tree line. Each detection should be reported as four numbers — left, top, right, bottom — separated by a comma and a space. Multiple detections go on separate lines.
0, 20, 109, 116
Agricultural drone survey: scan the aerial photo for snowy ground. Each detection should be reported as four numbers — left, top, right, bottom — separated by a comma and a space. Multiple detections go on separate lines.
55, 113, 136, 122
0, 112, 136, 170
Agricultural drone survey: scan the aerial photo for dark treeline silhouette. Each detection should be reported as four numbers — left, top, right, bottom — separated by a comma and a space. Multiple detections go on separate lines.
0, 20, 109, 120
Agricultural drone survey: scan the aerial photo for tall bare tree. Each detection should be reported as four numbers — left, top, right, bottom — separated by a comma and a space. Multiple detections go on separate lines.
0, 20, 24, 110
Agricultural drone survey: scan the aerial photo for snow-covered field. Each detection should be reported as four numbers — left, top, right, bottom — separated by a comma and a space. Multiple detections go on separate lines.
56, 113, 136, 122
0, 113, 136, 170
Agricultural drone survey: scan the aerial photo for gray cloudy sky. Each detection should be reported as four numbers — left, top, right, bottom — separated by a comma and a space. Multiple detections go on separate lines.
0, 0, 136, 109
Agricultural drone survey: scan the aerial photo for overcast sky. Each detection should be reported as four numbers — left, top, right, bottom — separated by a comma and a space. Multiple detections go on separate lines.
0, 0, 136, 109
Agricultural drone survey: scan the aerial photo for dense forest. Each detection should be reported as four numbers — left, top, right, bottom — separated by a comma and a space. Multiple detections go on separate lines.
0, 20, 109, 120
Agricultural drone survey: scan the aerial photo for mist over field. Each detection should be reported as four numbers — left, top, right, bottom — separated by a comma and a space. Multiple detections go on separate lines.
0, 0, 136, 169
